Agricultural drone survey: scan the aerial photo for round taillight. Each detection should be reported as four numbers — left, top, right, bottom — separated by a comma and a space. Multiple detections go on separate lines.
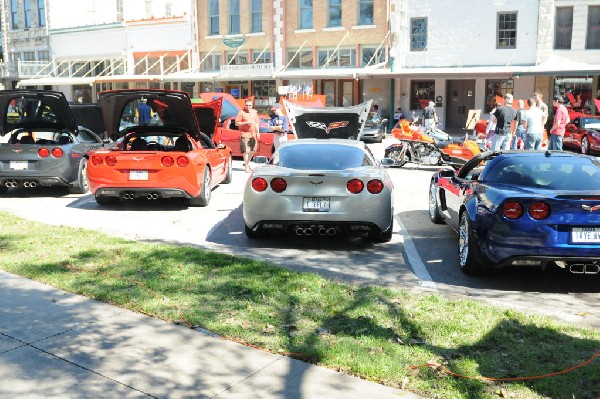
176, 156, 189, 167
162, 156, 174, 167
502, 201, 524, 219
270, 178, 287, 193
38, 148, 50, 158
367, 179, 384, 194
52, 148, 63, 158
529, 201, 550, 220
105, 156, 117, 166
91, 155, 103, 166
251, 177, 268, 192
347, 179, 364, 194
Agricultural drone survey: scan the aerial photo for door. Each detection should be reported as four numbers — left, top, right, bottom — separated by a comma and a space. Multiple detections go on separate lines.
321, 80, 336, 106
340, 80, 354, 106
446, 80, 476, 131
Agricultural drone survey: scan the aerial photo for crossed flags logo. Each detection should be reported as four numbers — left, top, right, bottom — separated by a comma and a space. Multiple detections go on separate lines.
306, 121, 349, 135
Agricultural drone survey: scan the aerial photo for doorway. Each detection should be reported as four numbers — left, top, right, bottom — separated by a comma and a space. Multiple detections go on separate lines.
445, 80, 476, 131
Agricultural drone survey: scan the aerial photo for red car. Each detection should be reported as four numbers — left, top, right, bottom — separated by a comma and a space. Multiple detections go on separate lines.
564, 116, 600, 155
196, 93, 294, 158
87, 90, 232, 206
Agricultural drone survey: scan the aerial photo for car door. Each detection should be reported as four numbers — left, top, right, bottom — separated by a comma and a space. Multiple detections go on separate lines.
198, 133, 226, 182
218, 117, 242, 157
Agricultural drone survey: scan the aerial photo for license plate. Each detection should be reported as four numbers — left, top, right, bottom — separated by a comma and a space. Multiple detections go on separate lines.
571, 227, 600, 243
10, 161, 28, 170
129, 170, 148, 180
303, 197, 330, 212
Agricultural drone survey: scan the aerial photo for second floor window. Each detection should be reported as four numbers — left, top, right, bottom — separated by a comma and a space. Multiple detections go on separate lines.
251, 0, 262, 32
318, 48, 356, 67
287, 49, 314, 68
229, 0, 240, 34
497, 12, 517, 49
587, 5, 600, 49
253, 51, 271, 63
361, 47, 385, 67
10, 0, 18, 29
358, 0, 373, 25
24, 0, 31, 28
209, 0, 219, 35
329, 0, 342, 27
555, 7, 573, 49
299, 0, 312, 29
38, 0, 46, 26
200, 53, 221, 71
226, 52, 248, 65
411, 18, 427, 51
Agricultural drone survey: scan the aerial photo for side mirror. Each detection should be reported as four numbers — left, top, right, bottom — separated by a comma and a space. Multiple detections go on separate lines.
217, 143, 227, 149
380, 158, 394, 167
252, 155, 268, 164
439, 169, 455, 178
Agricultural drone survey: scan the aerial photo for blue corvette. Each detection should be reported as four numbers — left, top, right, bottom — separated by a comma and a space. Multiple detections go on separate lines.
429, 151, 600, 275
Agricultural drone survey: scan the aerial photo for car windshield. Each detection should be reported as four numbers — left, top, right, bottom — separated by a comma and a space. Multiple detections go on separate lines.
582, 118, 600, 130
484, 156, 600, 190
276, 144, 372, 170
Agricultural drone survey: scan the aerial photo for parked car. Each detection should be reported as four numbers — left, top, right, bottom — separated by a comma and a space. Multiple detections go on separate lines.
197, 93, 294, 158
69, 103, 107, 141
358, 111, 388, 143
563, 116, 600, 155
87, 89, 232, 206
429, 150, 600, 275
0, 89, 106, 194
243, 138, 394, 242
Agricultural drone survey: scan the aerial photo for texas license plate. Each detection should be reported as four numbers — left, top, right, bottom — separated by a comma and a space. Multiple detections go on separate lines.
129, 170, 148, 180
571, 227, 600, 243
303, 197, 330, 212
10, 161, 28, 170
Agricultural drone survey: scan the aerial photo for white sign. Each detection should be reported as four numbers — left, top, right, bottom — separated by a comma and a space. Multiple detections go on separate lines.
220, 63, 273, 77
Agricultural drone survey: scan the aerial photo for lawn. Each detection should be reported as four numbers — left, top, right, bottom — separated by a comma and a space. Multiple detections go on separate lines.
1, 211, 599, 398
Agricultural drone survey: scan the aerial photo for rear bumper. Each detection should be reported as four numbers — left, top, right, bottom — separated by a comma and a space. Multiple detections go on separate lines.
0, 175, 70, 188
95, 187, 192, 200
246, 220, 390, 237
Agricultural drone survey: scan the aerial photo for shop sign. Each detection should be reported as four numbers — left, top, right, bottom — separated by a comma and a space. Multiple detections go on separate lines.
223, 38, 245, 48
220, 63, 274, 77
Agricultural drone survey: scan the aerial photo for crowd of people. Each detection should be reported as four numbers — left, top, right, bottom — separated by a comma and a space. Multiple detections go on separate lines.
482, 92, 570, 151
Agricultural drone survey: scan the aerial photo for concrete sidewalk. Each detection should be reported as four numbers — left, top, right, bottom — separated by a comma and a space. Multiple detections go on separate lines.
0, 270, 425, 399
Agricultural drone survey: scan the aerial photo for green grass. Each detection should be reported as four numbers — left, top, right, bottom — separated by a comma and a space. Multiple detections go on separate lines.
1, 211, 599, 398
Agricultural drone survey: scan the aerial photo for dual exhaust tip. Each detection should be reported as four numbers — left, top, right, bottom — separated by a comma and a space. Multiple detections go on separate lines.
295, 226, 337, 237
121, 192, 159, 201
569, 263, 600, 275
4, 180, 37, 188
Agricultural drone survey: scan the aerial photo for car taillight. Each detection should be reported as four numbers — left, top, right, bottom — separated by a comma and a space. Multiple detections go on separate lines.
270, 178, 287, 193
529, 201, 550, 220
367, 179, 384, 194
252, 177, 268, 192
162, 156, 174, 167
38, 148, 50, 158
176, 156, 189, 167
51, 148, 63, 158
347, 179, 364, 194
91, 155, 103, 166
502, 201, 524, 219
105, 156, 117, 166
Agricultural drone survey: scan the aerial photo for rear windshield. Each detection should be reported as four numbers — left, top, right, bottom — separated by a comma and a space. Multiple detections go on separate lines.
276, 144, 372, 170
484, 156, 600, 190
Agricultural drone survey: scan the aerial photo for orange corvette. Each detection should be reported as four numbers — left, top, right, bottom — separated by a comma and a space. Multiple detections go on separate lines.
87, 90, 232, 206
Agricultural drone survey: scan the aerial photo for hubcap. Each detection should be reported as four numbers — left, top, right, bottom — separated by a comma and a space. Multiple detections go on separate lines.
429, 184, 436, 218
204, 170, 211, 202
582, 137, 589, 154
81, 162, 89, 191
459, 213, 469, 266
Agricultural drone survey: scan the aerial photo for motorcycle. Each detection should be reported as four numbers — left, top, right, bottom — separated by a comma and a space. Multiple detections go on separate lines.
384, 119, 481, 169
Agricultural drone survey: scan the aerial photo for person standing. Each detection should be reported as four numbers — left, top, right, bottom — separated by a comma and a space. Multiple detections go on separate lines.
371, 104, 381, 116
523, 98, 544, 150
549, 95, 569, 151
136, 98, 152, 126
511, 100, 526, 150
533, 92, 549, 129
269, 103, 290, 151
393, 107, 404, 125
422, 101, 438, 130
491, 93, 518, 151
235, 99, 260, 172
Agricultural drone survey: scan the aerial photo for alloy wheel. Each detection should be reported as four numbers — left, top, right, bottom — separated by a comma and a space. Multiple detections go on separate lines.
458, 213, 469, 266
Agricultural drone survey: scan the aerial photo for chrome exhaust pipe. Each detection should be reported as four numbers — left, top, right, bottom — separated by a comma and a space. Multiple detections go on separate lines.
318, 227, 327, 236
326, 227, 337, 236
8, 180, 18, 187
570, 263, 600, 275
29, 181, 37, 188
122, 192, 135, 200
23, 182, 29, 188
295, 227, 305, 236
303, 227, 314, 236
152, 193, 158, 200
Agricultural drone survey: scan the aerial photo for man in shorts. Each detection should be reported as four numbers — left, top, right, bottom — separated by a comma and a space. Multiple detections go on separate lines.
235, 99, 260, 172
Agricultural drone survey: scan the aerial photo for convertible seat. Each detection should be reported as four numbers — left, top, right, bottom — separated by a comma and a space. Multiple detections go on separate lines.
130, 138, 148, 151
174, 137, 192, 152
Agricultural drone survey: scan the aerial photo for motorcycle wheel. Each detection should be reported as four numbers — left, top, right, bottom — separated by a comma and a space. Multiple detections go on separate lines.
387, 148, 408, 167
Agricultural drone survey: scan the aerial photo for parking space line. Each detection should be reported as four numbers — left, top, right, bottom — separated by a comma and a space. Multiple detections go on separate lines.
394, 217, 437, 291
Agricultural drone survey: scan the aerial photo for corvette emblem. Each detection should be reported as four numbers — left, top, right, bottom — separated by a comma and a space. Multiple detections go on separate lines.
306, 121, 349, 135
13, 149, 22, 154
582, 204, 600, 212
310, 180, 324, 186
132, 157, 143, 162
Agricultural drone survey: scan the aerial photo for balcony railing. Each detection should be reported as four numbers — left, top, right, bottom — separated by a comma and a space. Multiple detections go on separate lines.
17, 61, 53, 78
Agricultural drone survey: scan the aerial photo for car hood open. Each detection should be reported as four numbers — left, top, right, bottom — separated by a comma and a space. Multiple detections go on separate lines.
98, 90, 201, 140
192, 98, 222, 140
0, 89, 79, 136
283, 99, 372, 140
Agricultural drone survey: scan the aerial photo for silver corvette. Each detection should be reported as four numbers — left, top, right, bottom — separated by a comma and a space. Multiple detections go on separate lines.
243, 139, 394, 242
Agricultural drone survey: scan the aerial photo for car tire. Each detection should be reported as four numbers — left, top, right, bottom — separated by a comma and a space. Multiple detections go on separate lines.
370, 218, 393, 243
189, 167, 211, 207
68, 160, 89, 194
245, 223, 264, 238
428, 181, 444, 224
458, 211, 491, 275
222, 155, 233, 184
374, 135, 383, 144
95, 195, 118, 206
386, 148, 407, 167
582, 136, 590, 155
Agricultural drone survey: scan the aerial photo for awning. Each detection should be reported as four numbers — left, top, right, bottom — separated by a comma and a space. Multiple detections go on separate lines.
17, 77, 95, 87
517, 56, 600, 76
162, 71, 219, 82
391, 65, 529, 78
275, 67, 365, 80
94, 74, 164, 83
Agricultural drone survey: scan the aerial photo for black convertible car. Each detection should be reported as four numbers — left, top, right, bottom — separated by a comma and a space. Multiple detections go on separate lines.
0, 90, 106, 194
